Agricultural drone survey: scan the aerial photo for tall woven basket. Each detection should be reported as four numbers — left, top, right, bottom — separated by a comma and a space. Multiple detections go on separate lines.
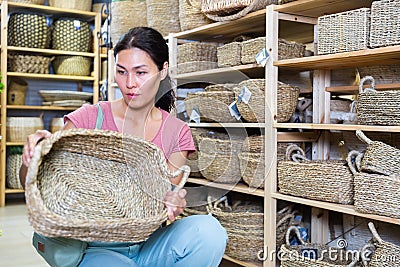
278, 145, 354, 204
52, 18, 91, 52
25, 129, 190, 242
49, 0, 92, 11
53, 56, 91, 76
146, 0, 180, 37
357, 76, 400, 126
179, 0, 212, 31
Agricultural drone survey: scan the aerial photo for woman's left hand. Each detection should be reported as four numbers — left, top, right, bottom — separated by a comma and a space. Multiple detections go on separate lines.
164, 189, 187, 221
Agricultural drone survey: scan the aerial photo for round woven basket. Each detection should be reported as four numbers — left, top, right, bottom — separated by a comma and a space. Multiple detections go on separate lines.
8, 0, 44, 4
198, 151, 242, 184
146, 0, 180, 37
179, 0, 212, 31
238, 152, 265, 189
8, 53, 53, 74
234, 79, 265, 122
25, 128, 190, 242
52, 18, 91, 52
53, 56, 91, 76
49, 0, 91, 11
6, 154, 23, 189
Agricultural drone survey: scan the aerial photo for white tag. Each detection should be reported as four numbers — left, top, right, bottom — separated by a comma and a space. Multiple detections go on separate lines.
73, 20, 81, 30
238, 86, 252, 104
190, 107, 201, 124
228, 101, 241, 120
255, 48, 269, 67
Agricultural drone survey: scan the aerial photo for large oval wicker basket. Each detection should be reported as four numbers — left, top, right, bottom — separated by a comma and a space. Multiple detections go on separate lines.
25, 129, 190, 242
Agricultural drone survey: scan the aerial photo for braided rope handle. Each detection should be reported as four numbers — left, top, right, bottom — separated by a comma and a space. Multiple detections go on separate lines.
285, 144, 308, 162
171, 165, 190, 192
360, 242, 376, 267
368, 222, 383, 245
346, 150, 363, 175
356, 130, 372, 145
203, 0, 262, 22
359, 76, 376, 94
285, 225, 305, 246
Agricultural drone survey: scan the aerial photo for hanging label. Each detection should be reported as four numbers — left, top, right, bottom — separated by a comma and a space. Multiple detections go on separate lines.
189, 106, 201, 124
238, 85, 252, 104
255, 48, 269, 67
228, 101, 241, 120
74, 20, 81, 30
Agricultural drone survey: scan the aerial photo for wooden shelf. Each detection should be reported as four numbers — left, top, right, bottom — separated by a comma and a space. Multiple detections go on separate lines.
8, 46, 95, 57
326, 83, 400, 94
272, 193, 400, 226
274, 123, 400, 132
188, 178, 264, 197
222, 255, 262, 267
188, 122, 265, 128
7, 72, 95, 81
275, 45, 400, 71
6, 142, 24, 146
277, 131, 318, 142
5, 189, 24, 194
7, 105, 79, 111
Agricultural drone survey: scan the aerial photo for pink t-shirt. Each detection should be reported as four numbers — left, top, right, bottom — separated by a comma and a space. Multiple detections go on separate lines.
64, 101, 195, 159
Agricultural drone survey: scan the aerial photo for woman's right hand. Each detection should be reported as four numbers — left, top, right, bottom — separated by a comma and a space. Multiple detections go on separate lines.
22, 130, 52, 167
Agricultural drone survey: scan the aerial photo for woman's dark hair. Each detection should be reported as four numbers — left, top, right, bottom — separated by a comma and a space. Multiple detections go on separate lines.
113, 27, 175, 112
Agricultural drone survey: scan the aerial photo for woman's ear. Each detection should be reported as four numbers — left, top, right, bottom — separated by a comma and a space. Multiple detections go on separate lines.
161, 62, 168, 80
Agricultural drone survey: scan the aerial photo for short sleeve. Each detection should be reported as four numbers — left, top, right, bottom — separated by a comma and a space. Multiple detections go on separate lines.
175, 123, 196, 154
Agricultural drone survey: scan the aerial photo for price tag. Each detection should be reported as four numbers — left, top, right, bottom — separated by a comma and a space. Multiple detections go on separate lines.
189, 106, 201, 124
255, 48, 269, 67
74, 20, 81, 30
228, 101, 241, 120
238, 85, 252, 104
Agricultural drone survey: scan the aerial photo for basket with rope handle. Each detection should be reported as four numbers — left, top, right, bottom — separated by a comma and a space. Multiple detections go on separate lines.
278, 144, 354, 204
25, 128, 190, 242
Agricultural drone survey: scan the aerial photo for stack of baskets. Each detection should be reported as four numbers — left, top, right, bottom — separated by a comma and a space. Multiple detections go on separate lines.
238, 135, 265, 188
278, 144, 354, 204
347, 130, 400, 219
177, 42, 219, 74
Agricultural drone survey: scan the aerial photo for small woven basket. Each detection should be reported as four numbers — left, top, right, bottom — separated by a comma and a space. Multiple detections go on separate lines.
242, 134, 264, 153
241, 37, 265, 64
6, 117, 44, 142
357, 76, 400, 126
8, 13, 50, 49
25, 129, 190, 242
369, 0, 400, 48
278, 145, 354, 204
217, 42, 242, 67
53, 56, 91, 76
177, 42, 219, 74
348, 150, 400, 219
49, 0, 92, 11
278, 38, 306, 60
8, 0, 44, 4
6, 154, 23, 189
361, 222, 400, 266
179, 0, 212, 31
8, 53, 53, 74
238, 152, 265, 188
317, 8, 370, 55
280, 226, 359, 267
146, 0, 180, 37
52, 18, 91, 52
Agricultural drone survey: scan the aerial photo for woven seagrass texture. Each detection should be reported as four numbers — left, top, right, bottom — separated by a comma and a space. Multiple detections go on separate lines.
53, 56, 91, 76
146, 0, 180, 37
280, 226, 359, 267
277, 142, 302, 161
111, 0, 147, 45
211, 200, 263, 262
278, 38, 305, 60
277, 81, 300, 122
179, 0, 212, 31
8, 13, 50, 49
278, 145, 354, 204
9, 0, 44, 4
6, 154, 23, 189
185, 91, 237, 122
317, 8, 370, 55
25, 128, 189, 242
177, 42, 219, 74
364, 222, 400, 267
276, 206, 299, 251
238, 152, 264, 188
234, 79, 265, 122
217, 42, 242, 67
49, 0, 91, 11
348, 150, 400, 219
356, 130, 400, 176
7, 78, 27, 106
358, 64, 400, 84
369, 0, 400, 48
241, 37, 265, 64
52, 19, 91, 52
8, 53, 52, 74
242, 134, 263, 153
6, 117, 44, 142
204, 83, 236, 92
356, 76, 400, 126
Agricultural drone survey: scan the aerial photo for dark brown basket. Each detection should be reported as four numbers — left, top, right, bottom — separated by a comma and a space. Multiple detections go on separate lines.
52, 18, 91, 52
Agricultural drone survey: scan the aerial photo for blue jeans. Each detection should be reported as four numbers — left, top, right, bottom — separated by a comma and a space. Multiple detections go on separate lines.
79, 215, 228, 267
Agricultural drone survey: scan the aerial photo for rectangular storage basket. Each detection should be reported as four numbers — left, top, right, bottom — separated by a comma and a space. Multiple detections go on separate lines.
217, 42, 242, 67
369, 0, 400, 48
177, 42, 219, 73
6, 117, 44, 142
317, 8, 370, 55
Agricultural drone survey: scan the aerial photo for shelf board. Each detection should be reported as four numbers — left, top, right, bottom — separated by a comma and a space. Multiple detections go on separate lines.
188, 178, 264, 197
100, 54, 108, 58
277, 131, 318, 142
5, 189, 24, 194
222, 255, 262, 267
8, 46, 95, 57
7, 72, 95, 81
275, 45, 400, 70
326, 83, 400, 94
6, 142, 24, 146
188, 122, 265, 128
7, 105, 78, 111
274, 0, 374, 18
274, 123, 400, 132
272, 192, 400, 225
173, 64, 264, 85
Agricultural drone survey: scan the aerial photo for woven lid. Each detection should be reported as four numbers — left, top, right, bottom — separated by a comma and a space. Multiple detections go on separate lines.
26, 128, 189, 242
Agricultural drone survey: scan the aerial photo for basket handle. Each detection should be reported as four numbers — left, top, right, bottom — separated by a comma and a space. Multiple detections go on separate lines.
356, 130, 372, 145
359, 76, 376, 94
285, 225, 305, 246
203, 0, 262, 22
277, 205, 293, 216
346, 150, 363, 175
171, 165, 190, 192
285, 144, 306, 161
277, 213, 296, 228
360, 242, 375, 267
368, 222, 383, 245
186, 0, 201, 11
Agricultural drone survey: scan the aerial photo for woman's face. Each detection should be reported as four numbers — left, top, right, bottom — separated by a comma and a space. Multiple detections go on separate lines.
115, 47, 166, 109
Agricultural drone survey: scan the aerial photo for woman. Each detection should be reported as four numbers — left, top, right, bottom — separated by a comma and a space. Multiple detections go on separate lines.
20, 27, 227, 267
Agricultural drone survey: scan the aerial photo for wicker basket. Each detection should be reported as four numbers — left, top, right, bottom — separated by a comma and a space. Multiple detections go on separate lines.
369, 0, 400, 48
25, 128, 190, 242
278, 145, 354, 204
348, 150, 400, 219
185, 91, 238, 122
238, 152, 264, 188
278, 38, 306, 60
276, 206, 299, 251
6, 154, 23, 189
8, 13, 50, 49
146, 0, 180, 37
211, 199, 264, 262
6, 117, 44, 142
177, 42, 219, 74
7, 78, 27, 106
49, 0, 91, 11
179, 0, 212, 31
204, 83, 236, 92
317, 8, 370, 55
9, 0, 44, 4
52, 18, 91, 52
358, 64, 400, 84
280, 226, 359, 267
241, 37, 265, 64
242, 134, 264, 153
217, 42, 242, 67
362, 222, 400, 266
8, 53, 52, 74
201, 0, 277, 22
53, 56, 91, 76
357, 76, 400, 126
